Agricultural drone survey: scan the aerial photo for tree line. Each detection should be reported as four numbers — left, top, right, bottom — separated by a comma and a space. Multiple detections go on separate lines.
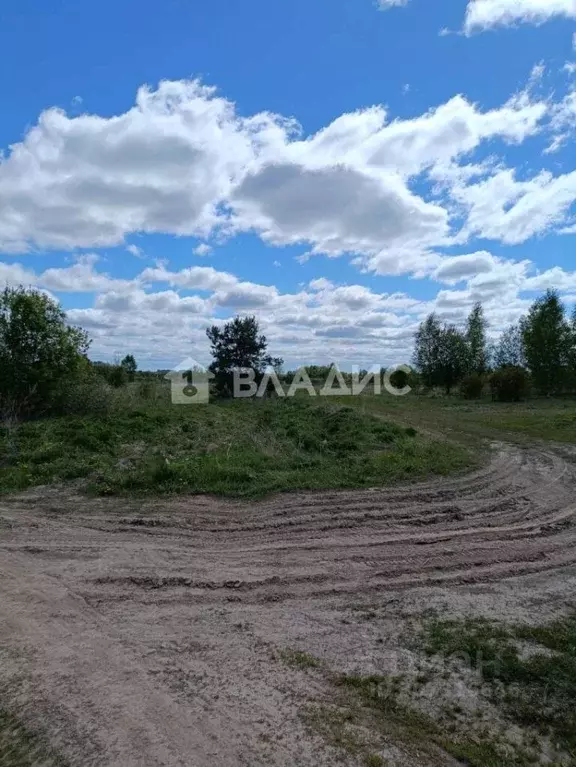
414, 290, 576, 400
1, 284, 575, 419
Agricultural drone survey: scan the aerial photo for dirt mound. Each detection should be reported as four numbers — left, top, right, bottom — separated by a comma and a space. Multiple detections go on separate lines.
1, 444, 575, 765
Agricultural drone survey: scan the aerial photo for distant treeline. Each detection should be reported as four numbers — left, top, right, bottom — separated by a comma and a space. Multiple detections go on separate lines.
414, 290, 576, 401
1, 285, 575, 419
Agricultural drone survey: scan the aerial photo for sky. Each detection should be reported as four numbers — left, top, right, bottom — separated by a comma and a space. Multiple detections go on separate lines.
0, 0, 575, 370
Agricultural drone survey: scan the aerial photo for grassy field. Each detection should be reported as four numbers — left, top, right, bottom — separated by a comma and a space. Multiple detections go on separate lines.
2, 389, 575, 498
342, 393, 576, 445
0, 397, 471, 497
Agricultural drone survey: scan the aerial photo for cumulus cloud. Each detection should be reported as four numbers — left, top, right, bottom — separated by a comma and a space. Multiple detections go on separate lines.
454, 168, 576, 244
0, 77, 552, 267
0, 255, 135, 293
2, 252, 572, 367
434, 252, 498, 284
193, 243, 213, 256
0, 80, 281, 252
464, 0, 576, 34
139, 264, 238, 292
232, 163, 449, 256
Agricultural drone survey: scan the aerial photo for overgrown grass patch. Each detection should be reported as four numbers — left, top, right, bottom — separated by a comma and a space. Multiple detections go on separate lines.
333, 673, 538, 766
0, 398, 471, 497
280, 649, 322, 670
343, 394, 576, 444
0, 707, 66, 766
422, 614, 576, 757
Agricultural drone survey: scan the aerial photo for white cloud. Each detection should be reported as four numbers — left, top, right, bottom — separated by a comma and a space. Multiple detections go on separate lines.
232, 163, 450, 256
126, 244, 144, 258
0, 80, 282, 252
95, 289, 210, 315
465, 0, 576, 34
378, 0, 410, 8
0, 255, 135, 293
455, 167, 576, 244
0, 261, 37, 288
140, 264, 238, 292
434, 251, 499, 284
193, 243, 213, 256
0, 77, 549, 269
309, 278, 334, 291
0, 251, 565, 368
40, 255, 135, 292
548, 88, 576, 148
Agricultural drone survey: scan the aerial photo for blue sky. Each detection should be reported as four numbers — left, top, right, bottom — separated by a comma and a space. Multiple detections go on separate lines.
0, 0, 575, 369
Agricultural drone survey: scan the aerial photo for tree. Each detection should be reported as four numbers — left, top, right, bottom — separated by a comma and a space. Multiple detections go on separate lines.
206, 315, 283, 397
413, 314, 443, 389
121, 354, 138, 382
466, 302, 488, 375
414, 314, 470, 394
436, 326, 471, 395
0, 287, 90, 415
522, 290, 570, 395
493, 324, 525, 369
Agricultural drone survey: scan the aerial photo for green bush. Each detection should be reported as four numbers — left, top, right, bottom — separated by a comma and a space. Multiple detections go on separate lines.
389, 369, 410, 391
490, 366, 530, 402
460, 373, 484, 400
54, 373, 113, 416
0, 287, 89, 417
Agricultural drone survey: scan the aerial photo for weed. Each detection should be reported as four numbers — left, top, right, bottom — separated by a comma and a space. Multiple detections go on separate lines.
364, 754, 387, 767
422, 614, 576, 756
280, 649, 322, 670
333, 673, 536, 766
0, 707, 66, 766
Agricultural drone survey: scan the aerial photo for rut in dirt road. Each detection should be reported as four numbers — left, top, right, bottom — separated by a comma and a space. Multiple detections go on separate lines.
1, 444, 576, 766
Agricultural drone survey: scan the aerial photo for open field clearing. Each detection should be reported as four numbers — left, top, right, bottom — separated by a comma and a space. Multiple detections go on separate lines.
1, 401, 576, 766
0, 398, 471, 498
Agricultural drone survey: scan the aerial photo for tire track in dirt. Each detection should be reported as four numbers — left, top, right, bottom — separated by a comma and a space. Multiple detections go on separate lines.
0, 443, 575, 766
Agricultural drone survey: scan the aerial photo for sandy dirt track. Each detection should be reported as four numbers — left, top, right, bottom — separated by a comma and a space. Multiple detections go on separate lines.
1, 443, 576, 766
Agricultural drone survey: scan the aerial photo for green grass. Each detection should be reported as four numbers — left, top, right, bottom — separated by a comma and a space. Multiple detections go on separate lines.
422, 614, 576, 757
0, 398, 471, 497
0, 708, 66, 766
340, 393, 576, 444
334, 673, 538, 766
280, 649, 322, 669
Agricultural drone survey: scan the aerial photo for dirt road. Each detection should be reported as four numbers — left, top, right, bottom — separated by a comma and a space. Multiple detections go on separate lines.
1, 444, 576, 766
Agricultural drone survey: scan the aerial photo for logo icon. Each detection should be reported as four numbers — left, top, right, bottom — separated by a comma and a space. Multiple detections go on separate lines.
165, 358, 213, 404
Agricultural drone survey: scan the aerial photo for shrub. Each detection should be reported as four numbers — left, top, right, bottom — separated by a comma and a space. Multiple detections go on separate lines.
460, 373, 484, 400
0, 287, 90, 416
92, 361, 128, 388
54, 373, 113, 416
389, 369, 410, 391
490, 366, 530, 402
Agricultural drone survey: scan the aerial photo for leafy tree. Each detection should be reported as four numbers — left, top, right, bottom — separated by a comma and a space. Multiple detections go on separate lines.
0, 287, 90, 416
414, 314, 470, 394
493, 324, 525, 369
436, 326, 471, 395
466, 302, 488, 375
413, 314, 443, 389
522, 290, 570, 395
207, 315, 283, 397
121, 354, 137, 382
